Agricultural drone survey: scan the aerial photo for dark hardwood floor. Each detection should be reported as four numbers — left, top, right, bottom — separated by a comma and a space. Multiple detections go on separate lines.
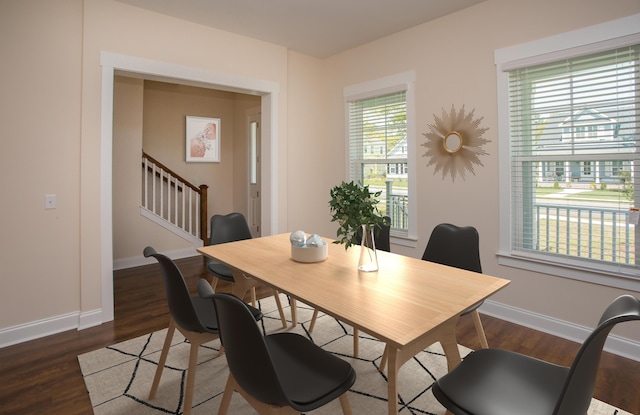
0, 255, 638, 414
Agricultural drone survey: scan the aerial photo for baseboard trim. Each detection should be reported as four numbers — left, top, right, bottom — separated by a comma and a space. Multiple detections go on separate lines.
78, 309, 103, 330
480, 300, 640, 362
0, 312, 79, 349
113, 246, 201, 270
3, 297, 638, 362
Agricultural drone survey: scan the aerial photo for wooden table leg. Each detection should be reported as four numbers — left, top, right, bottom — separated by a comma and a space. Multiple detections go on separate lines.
230, 269, 254, 300
438, 319, 462, 371
384, 318, 462, 415
387, 345, 399, 415
231, 269, 287, 328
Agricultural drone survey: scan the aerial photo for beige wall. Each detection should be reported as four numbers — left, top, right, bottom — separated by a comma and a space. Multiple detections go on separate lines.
0, 0, 83, 327
1, 0, 639, 347
320, 0, 640, 342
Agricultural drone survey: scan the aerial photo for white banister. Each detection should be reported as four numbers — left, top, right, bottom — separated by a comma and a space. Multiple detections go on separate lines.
141, 153, 204, 241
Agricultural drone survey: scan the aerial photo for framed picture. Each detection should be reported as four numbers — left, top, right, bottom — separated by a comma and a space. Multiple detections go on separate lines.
186, 116, 220, 162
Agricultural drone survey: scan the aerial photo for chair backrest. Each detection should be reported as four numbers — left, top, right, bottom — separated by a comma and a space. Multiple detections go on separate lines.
211, 293, 290, 407
422, 223, 482, 273
143, 246, 205, 333
209, 213, 253, 246
555, 294, 640, 415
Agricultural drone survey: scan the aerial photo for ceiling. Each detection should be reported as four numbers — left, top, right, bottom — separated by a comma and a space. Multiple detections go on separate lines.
117, 0, 486, 58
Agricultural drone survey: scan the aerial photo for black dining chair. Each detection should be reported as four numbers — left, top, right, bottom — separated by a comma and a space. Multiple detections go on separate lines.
206, 212, 287, 328
378, 223, 486, 372
307, 216, 392, 357
422, 223, 488, 348
143, 246, 263, 415
432, 294, 640, 415
207, 292, 357, 415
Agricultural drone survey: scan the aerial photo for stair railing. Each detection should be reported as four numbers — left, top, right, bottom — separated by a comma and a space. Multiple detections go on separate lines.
142, 151, 208, 244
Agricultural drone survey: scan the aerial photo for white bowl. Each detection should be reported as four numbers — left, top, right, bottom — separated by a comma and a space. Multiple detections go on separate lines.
291, 243, 328, 263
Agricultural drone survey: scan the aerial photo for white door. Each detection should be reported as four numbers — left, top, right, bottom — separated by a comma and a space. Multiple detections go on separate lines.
248, 111, 261, 236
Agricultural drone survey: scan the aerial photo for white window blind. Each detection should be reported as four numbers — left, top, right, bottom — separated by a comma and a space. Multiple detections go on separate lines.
507, 44, 639, 273
347, 91, 409, 235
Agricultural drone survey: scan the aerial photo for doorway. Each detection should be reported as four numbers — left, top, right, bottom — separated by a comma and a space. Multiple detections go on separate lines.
99, 52, 279, 322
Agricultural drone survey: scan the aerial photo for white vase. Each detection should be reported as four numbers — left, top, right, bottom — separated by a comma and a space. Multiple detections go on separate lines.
358, 224, 378, 272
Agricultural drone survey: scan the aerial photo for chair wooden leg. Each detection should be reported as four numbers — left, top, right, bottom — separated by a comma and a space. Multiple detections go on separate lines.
339, 393, 353, 415
210, 277, 219, 291
289, 298, 298, 327
182, 341, 200, 415
251, 287, 257, 307
273, 290, 288, 328
149, 319, 176, 400
308, 309, 319, 332
217, 373, 235, 415
353, 329, 359, 358
471, 309, 489, 348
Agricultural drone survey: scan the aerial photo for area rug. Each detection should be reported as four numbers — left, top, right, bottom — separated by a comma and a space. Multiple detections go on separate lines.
79, 294, 630, 415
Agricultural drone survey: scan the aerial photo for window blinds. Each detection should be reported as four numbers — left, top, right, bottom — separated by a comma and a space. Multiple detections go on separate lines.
507, 44, 639, 267
347, 91, 407, 179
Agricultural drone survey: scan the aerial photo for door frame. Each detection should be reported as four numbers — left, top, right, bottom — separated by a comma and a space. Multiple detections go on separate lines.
99, 52, 280, 322
247, 106, 261, 237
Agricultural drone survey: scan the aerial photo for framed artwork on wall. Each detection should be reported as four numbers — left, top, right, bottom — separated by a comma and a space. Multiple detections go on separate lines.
186, 116, 220, 162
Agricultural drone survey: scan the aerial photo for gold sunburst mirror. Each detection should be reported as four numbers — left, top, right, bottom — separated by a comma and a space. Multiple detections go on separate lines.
422, 105, 490, 182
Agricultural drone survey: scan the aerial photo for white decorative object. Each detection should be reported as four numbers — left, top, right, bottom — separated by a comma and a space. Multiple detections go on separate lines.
290, 232, 328, 263
291, 243, 328, 263
289, 230, 307, 247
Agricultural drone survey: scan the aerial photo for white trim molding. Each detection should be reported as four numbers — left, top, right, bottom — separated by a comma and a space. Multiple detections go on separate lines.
113, 246, 201, 271
481, 300, 640, 362
0, 312, 77, 348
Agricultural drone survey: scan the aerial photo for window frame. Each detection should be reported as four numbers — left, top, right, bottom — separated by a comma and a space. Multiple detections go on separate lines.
344, 71, 417, 247
495, 14, 640, 291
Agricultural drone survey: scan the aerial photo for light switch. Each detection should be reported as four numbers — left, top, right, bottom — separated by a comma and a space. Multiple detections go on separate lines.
45, 194, 57, 209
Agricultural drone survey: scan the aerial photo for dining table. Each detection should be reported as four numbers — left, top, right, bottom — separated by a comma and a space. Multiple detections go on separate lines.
197, 233, 510, 415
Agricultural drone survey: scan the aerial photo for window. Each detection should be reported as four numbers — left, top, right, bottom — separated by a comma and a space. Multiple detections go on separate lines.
344, 72, 416, 242
496, 15, 640, 288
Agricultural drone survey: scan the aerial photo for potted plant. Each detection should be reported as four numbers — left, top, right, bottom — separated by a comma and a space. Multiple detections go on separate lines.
329, 180, 388, 271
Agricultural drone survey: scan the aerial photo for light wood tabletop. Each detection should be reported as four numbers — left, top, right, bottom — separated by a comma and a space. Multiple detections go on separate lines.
198, 233, 510, 415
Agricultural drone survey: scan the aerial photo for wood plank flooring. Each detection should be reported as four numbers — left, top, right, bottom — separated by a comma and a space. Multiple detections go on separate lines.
0, 255, 638, 414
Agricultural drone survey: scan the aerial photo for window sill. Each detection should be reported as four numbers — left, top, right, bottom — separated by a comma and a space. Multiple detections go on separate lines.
390, 234, 418, 249
497, 251, 640, 292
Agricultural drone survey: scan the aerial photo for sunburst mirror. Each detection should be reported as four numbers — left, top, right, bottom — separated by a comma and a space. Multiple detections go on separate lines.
422, 105, 490, 182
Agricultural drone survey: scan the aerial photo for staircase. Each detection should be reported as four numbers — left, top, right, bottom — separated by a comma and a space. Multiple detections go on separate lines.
141, 151, 208, 246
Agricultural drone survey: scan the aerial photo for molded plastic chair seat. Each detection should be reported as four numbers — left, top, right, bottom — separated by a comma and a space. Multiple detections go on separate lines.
211, 292, 356, 414
436, 349, 569, 415
264, 334, 355, 409
432, 294, 640, 415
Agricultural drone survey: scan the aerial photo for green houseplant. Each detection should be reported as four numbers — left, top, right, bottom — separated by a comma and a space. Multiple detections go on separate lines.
328, 180, 387, 250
